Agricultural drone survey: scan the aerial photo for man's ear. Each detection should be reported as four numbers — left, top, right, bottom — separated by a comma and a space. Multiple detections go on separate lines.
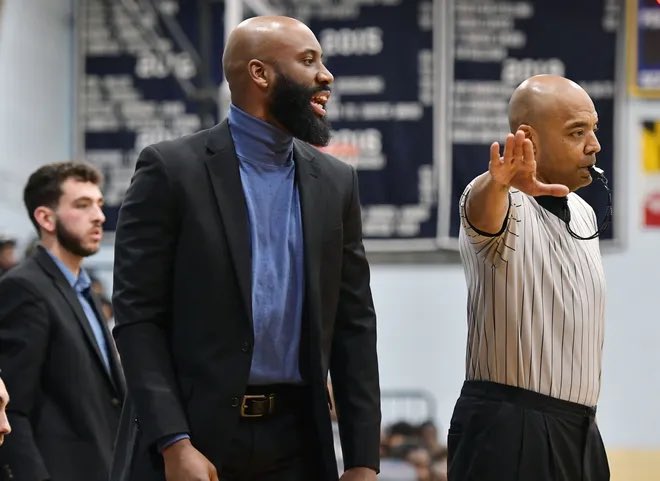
518, 124, 537, 153
248, 59, 270, 89
34, 206, 55, 234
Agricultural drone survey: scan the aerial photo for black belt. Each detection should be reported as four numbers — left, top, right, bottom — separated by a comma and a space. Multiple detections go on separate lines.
240, 384, 308, 419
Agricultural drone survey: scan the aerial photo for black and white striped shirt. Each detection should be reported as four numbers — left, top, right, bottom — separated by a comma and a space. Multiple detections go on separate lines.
459, 182, 606, 407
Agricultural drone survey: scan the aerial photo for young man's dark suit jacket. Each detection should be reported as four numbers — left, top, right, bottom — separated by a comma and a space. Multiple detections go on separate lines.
0, 245, 125, 481
110, 120, 381, 481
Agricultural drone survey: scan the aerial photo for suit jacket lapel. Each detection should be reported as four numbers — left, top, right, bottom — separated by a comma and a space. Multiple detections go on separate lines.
34, 247, 119, 392
294, 141, 325, 320
88, 292, 125, 395
203, 121, 253, 327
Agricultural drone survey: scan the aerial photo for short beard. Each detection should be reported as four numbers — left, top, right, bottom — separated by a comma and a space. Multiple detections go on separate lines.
269, 70, 332, 146
55, 219, 98, 258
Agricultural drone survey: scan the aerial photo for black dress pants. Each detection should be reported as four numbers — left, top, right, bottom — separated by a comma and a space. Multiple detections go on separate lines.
447, 381, 610, 481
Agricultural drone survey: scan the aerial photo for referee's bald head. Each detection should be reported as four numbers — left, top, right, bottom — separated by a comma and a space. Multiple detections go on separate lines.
508, 75, 587, 133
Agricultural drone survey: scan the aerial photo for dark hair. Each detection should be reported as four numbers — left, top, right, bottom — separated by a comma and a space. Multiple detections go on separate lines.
0, 235, 16, 248
23, 162, 102, 233
387, 421, 417, 437
418, 420, 437, 431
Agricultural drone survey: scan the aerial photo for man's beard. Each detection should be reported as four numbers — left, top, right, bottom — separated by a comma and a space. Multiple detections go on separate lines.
269, 71, 332, 146
55, 219, 98, 258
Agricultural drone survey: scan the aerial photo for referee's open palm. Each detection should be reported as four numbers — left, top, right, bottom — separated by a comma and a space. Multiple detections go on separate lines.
489, 130, 569, 197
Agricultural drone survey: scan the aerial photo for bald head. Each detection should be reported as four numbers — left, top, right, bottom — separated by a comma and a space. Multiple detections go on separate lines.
222, 16, 316, 94
506, 74, 601, 192
508, 75, 590, 133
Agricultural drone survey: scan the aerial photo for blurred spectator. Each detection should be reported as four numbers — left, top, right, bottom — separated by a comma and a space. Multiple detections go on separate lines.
405, 445, 432, 481
380, 419, 447, 481
419, 420, 447, 459
0, 235, 17, 277
431, 454, 448, 481
387, 421, 417, 450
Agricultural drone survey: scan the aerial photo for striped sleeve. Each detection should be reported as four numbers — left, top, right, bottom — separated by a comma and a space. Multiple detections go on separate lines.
459, 182, 523, 267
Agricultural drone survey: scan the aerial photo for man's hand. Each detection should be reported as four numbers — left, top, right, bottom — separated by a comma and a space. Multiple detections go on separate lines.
490, 130, 569, 197
162, 439, 219, 481
339, 467, 377, 481
465, 129, 570, 234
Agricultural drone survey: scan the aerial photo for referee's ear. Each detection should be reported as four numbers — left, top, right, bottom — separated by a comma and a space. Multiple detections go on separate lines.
517, 124, 537, 154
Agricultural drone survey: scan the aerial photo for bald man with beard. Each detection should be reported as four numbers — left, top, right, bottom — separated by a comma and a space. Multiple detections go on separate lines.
110, 16, 380, 481
448, 75, 610, 481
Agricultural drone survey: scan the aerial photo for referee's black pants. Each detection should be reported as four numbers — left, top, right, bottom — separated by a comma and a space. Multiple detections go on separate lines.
447, 381, 610, 481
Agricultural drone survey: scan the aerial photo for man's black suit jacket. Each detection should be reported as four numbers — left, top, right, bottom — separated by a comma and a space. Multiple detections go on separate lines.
0, 246, 125, 481
111, 121, 381, 481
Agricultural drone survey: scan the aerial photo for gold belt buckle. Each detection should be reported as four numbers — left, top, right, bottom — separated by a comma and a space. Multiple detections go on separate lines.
240, 394, 274, 417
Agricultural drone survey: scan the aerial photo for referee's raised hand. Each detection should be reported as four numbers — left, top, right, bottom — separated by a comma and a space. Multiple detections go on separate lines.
465, 129, 570, 234
489, 130, 569, 197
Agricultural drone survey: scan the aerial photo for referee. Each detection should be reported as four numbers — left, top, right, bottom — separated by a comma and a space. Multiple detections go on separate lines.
448, 75, 609, 481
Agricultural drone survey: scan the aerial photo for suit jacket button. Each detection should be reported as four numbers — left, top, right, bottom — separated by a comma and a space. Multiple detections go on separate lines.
111, 397, 121, 407
231, 397, 240, 407
241, 341, 250, 353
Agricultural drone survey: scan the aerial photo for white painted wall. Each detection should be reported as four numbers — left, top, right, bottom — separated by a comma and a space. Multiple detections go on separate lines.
597, 99, 660, 448
0, 0, 658, 450
0, 0, 75, 245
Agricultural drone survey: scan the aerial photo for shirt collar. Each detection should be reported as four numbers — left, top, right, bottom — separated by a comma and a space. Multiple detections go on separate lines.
45, 249, 91, 293
534, 195, 571, 223
227, 104, 294, 166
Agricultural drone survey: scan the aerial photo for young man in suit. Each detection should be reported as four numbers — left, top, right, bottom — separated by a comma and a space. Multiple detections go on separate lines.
111, 15, 380, 481
0, 162, 125, 481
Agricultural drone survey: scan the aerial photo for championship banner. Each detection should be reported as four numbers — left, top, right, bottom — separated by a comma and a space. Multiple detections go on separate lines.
448, 0, 621, 242
78, 0, 620, 250
77, 0, 225, 229
628, 0, 660, 98
78, 0, 446, 253
285, 0, 445, 252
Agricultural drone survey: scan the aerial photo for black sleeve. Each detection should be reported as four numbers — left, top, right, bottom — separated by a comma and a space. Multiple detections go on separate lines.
112, 145, 189, 448
330, 167, 381, 472
0, 277, 51, 480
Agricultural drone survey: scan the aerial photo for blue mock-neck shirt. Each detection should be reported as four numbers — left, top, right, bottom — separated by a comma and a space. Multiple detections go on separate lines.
228, 104, 304, 385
